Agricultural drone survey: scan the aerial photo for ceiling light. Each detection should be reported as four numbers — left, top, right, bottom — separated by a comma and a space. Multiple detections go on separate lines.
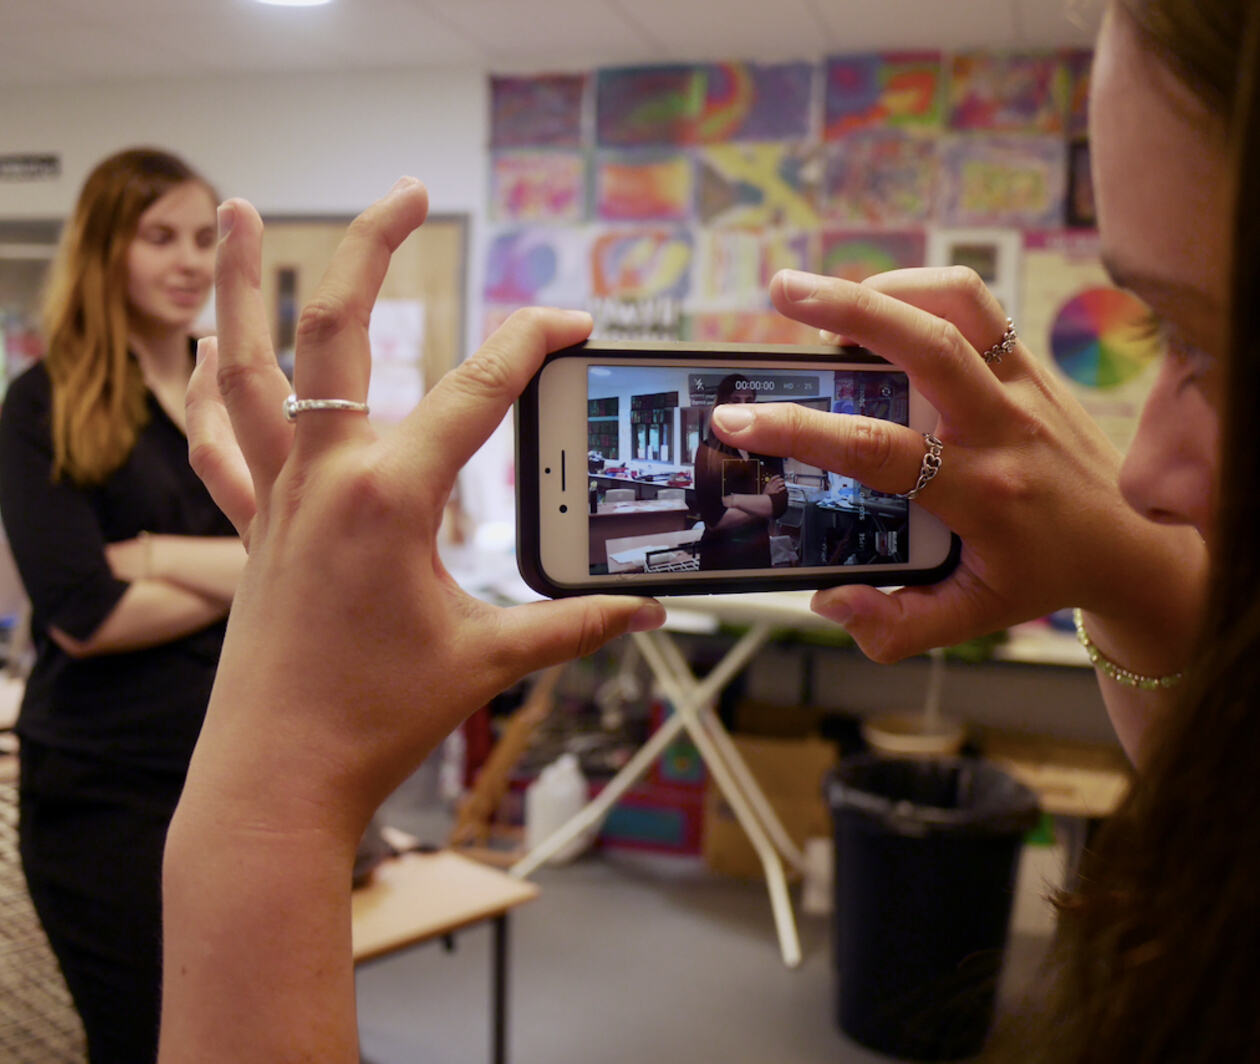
254, 0, 334, 7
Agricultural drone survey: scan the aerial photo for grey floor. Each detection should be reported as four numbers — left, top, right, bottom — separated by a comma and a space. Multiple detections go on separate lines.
358, 766, 1063, 1064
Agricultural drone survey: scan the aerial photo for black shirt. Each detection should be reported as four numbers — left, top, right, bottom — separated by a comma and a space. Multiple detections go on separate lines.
0, 359, 235, 771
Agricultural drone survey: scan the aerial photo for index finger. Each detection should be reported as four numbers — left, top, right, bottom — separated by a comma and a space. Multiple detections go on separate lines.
770, 269, 1002, 425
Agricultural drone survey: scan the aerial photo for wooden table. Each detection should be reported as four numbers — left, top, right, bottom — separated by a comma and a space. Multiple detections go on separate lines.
352, 850, 539, 1064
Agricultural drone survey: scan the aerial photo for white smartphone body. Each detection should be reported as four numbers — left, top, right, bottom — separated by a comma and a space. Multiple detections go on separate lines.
516, 340, 959, 597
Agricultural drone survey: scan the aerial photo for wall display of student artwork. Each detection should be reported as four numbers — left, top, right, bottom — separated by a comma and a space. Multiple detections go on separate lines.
1020, 231, 1162, 451
483, 48, 1094, 345
490, 151, 587, 223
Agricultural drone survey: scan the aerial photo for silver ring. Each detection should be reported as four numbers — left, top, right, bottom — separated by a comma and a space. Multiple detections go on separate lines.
283, 394, 370, 421
981, 317, 1017, 365
896, 433, 943, 501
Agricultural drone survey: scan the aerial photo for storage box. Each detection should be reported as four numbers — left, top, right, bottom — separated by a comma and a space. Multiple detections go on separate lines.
703, 735, 838, 879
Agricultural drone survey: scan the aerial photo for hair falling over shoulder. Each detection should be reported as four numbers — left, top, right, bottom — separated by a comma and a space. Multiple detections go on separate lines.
987, 3, 1260, 1061
40, 147, 210, 485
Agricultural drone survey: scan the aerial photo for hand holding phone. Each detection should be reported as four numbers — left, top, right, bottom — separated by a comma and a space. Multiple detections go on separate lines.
515, 339, 960, 597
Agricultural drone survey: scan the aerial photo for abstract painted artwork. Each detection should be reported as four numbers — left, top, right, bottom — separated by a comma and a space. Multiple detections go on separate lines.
824, 53, 943, 138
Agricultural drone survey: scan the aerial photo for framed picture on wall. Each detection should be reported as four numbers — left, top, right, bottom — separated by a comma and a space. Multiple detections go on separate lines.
926, 227, 1022, 322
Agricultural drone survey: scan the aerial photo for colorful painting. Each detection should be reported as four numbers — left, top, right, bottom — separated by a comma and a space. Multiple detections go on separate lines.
937, 135, 1067, 228
949, 53, 1071, 133
695, 61, 813, 143
490, 74, 586, 149
696, 144, 820, 228
824, 52, 943, 138
689, 310, 817, 345
490, 151, 586, 223
694, 229, 764, 307
595, 152, 693, 222
483, 227, 592, 306
820, 230, 926, 283
1021, 230, 1160, 450
761, 230, 815, 284
823, 131, 937, 226
590, 228, 694, 300
596, 65, 704, 148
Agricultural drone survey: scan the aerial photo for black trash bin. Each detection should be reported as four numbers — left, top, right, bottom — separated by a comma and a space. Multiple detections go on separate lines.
826, 755, 1040, 1061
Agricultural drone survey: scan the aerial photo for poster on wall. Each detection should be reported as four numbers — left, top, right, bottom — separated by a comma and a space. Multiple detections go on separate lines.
596, 65, 704, 148
594, 151, 693, 221
823, 131, 937, 226
490, 74, 586, 149
1021, 230, 1162, 452
590, 228, 694, 300
927, 227, 1022, 321
696, 143, 821, 227
937, 134, 1067, 228
484, 226, 592, 306
948, 52, 1071, 133
688, 310, 817, 345
366, 299, 425, 424
490, 151, 587, 223
824, 52, 944, 138
695, 61, 813, 143
820, 230, 926, 283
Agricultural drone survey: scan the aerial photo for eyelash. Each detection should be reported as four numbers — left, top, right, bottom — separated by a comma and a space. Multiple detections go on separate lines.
1135, 312, 1213, 386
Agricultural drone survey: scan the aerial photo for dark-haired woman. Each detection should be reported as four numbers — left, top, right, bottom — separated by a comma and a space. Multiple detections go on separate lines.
0, 147, 243, 1063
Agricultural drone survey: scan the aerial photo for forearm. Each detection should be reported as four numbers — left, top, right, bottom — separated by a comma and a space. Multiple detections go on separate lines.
148, 535, 246, 605
51, 580, 228, 657
161, 793, 359, 1064
724, 493, 773, 518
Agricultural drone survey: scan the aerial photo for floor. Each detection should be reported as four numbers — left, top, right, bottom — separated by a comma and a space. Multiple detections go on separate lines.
357, 765, 1064, 1064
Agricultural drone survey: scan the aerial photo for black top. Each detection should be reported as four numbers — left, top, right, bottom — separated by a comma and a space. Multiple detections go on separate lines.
0, 358, 235, 771
693, 435, 787, 571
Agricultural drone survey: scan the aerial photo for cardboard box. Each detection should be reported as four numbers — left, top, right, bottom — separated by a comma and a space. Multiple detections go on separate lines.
703, 735, 838, 879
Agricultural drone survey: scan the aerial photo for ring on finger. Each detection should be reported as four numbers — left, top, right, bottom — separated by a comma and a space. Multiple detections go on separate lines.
283, 394, 371, 421
896, 433, 943, 501
981, 317, 1017, 365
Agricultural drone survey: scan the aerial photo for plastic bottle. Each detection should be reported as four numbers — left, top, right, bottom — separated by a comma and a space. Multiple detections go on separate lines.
524, 753, 594, 864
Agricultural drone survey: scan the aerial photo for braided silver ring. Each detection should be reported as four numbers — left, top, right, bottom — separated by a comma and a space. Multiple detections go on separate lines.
283, 394, 370, 421
981, 317, 1017, 365
896, 433, 943, 501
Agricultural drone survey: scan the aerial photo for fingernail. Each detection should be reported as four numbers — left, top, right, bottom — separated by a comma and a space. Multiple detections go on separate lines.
627, 601, 666, 633
779, 269, 817, 303
814, 600, 853, 627
217, 202, 235, 239
712, 405, 754, 433
389, 176, 416, 194
195, 337, 210, 365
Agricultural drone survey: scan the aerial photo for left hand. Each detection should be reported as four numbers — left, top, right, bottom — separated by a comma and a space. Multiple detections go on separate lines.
105, 535, 150, 582
182, 180, 664, 839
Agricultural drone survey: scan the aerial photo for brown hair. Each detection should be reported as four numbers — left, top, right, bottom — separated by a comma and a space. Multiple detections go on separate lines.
40, 147, 214, 484
995, 2, 1260, 1059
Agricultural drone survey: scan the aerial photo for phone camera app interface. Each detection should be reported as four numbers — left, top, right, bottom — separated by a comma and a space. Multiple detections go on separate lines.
585, 365, 910, 576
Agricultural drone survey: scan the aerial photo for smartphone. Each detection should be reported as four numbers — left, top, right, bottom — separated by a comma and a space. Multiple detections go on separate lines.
515, 339, 959, 597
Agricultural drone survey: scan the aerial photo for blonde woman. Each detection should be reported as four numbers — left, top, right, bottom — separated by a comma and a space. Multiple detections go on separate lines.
0, 147, 244, 1063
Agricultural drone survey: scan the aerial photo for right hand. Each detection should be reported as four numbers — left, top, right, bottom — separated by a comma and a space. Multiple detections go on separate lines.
710, 266, 1206, 663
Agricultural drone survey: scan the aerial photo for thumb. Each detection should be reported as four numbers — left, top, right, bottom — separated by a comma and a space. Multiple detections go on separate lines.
811, 575, 1002, 663
495, 596, 666, 673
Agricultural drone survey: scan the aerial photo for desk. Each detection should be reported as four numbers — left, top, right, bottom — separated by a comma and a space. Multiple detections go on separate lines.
353, 851, 539, 1064
605, 529, 703, 574
589, 500, 688, 569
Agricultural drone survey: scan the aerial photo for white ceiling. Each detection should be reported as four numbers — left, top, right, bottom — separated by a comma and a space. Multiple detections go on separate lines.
1, 0, 1103, 89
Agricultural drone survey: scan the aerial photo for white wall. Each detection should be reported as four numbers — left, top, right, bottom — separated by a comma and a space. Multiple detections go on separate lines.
1, 65, 492, 353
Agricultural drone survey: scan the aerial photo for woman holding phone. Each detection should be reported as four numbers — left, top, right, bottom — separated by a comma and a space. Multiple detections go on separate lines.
158, 0, 1257, 1059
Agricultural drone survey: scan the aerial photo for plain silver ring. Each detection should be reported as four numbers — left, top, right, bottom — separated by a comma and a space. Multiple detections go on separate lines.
283, 394, 370, 421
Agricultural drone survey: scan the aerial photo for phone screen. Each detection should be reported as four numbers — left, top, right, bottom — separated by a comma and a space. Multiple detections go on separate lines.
586, 363, 911, 577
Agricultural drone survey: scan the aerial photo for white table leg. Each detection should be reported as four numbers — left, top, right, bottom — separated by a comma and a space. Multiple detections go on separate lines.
634, 629, 803, 968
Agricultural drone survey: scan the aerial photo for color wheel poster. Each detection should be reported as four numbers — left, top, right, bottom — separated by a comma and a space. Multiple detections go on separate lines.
1020, 231, 1162, 452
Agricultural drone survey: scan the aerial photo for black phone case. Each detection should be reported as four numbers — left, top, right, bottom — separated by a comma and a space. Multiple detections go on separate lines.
514, 339, 962, 598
